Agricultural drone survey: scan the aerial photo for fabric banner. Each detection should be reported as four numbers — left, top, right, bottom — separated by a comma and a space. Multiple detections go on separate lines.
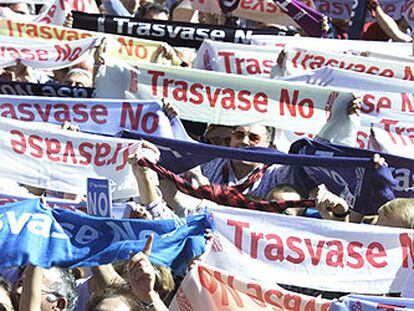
206, 204, 414, 294
175, 0, 305, 27
169, 262, 332, 311
72, 11, 287, 48
251, 35, 413, 57
0, 95, 187, 138
95, 60, 355, 135
347, 0, 366, 39
0, 0, 68, 25
283, 47, 414, 81
313, 0, 414, 28
0, 81, 94, 98
0, 35, 97, 69
0, 19, 162, 64
280, 67, 414, 157
194, 39, 283, 78
0, 116, 141, 199
289, 138, 414, 200
0, 198, 212, 270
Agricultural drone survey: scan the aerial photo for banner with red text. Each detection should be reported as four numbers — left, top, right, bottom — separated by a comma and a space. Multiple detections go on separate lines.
194, 39, 283, 78
0, 95, 184, 138
0, 117, 140, 199
0, 35, 97, 69
169, 262, 332, 311
283, 47, 414, 81
0, 19, 162, 64
251, 35, 413, 57
95, 60, 355, 135
206, 205, 414, 294
175, 0, 303, 26
280, 68, 414, 155
313, 0, 414, 29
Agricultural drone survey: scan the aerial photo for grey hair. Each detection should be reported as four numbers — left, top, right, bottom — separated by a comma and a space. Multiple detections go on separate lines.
65, 68, 92, 81
49, 268, 78, 311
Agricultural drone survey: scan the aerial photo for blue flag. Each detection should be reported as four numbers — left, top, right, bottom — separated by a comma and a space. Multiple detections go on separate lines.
0, 199, 213, 273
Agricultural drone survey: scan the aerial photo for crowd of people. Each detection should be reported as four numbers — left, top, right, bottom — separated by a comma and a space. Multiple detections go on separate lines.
0, 0, 413, 310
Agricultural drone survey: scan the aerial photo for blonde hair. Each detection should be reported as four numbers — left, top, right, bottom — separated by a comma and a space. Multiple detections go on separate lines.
378, 198, 414, 229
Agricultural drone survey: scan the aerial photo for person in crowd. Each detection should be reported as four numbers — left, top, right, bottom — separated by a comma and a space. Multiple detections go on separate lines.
201, 124, 233, 147
63, 68, 94, 88
363, 0, 412, 42
0, 277, 15, 311
15, 266, 77, 311
0, 2, 32, 15
376, 198, 414, 228
135, 2, 169, 20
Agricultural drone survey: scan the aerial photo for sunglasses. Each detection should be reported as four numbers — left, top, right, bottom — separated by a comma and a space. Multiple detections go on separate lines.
232, 130, 262, 144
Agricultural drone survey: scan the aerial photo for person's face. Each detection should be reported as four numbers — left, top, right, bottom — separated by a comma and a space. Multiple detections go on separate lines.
376, 211, 406, 228
14, 268, 67, 311
205, 126, 232, 146
230, 125, 269, 149
63, 73, 92, 88
95, 297, 131, 311
0, 287, 13, 311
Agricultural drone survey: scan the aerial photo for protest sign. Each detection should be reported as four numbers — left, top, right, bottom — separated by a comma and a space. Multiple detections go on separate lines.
174, 0, 304, 27
206, 204, 414, 294
0, 35, 97, 69
0, 19, 162, 64
313, 0, 414, 28
0, 116, 140, 199
72, 11, 286, 48
87, 178, 112, 218
0, 81, 94, 98
194, 40, 283, 78
95, 60, 355, 135
251, 35, 413, 57
331, 295, 414, 311
0, 95, 182, 137
0, 198, 212, 270
283, 47, 414, 81
169, 262, 332, 311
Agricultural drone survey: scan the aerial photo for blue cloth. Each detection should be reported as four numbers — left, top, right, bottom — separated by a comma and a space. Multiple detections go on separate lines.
0, 199, 213, 273
347, 0, 367, 39
330, 295, 414, 311
103, 0, 132, 16
120, 132, 400, 214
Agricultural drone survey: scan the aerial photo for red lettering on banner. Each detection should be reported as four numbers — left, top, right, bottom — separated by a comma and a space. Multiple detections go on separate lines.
118, 38, 148, 60
361, 94, 391, 114
279, 89, 314, 119
246, 283, 266, 307
217, 51, 276, 75
54, 44, 82, 62
379, 119, 414, 146
8, 130, 134, 170
403, 66, 414, 81
400, 233, 414, 268
198, 266, 243, 307
147, 69, 268, 113
401, 93, 414, 113
38, 4, 57, 24
119, 102, 159, 133
226, 218, 389, 269
240, 0, 278, 13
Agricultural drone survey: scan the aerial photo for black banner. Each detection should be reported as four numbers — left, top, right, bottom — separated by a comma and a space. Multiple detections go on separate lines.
0, 81, 94, 98
72, 11, 292, 48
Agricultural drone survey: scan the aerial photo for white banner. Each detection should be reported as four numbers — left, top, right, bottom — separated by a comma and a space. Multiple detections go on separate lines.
0, 117, 140, 199
169, 262, 332, 311
0, 0, 68, 25
280, 67, 414, 155
175, 0, 304, 27
252, 35, 413, 57
0, 35, 97, 69
95, 60, 355, 136
194, 40, 283, 78
0, 95, 181, 138
206, 205, 414, 294
283, 47, 414, 81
